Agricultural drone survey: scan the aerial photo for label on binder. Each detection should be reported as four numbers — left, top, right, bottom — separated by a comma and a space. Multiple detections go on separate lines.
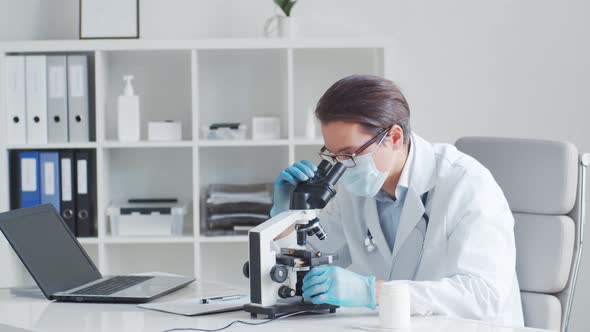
21, 158, 37, 192
49, 66, 66, 99
61, 159, 72, 201
69, 65, 85, 98
77, 160, 88, 194
43, 162, 55, 195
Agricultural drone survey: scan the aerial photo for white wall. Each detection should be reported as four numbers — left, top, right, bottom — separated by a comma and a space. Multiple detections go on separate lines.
1, 0, 589, 330
0, 0, 49, 40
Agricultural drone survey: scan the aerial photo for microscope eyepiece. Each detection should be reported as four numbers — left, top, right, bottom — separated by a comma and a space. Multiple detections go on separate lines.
325, 162, 346, 187
290, 161, 346, 210
317, 159, 332, 176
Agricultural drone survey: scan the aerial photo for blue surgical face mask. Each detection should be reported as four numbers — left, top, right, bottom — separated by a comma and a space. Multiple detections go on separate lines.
340, 148, 392, 197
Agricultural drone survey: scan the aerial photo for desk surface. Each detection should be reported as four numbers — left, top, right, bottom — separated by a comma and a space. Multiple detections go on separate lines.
0, 282, 549, 332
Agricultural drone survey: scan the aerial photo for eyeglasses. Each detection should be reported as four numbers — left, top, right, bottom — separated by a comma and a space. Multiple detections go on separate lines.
319, 127, 391, 168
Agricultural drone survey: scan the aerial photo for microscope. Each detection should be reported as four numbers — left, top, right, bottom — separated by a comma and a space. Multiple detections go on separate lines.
243, 160, 346, 319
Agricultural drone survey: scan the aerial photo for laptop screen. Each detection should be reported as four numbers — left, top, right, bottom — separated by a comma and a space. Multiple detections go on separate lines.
0, 205, 101, 298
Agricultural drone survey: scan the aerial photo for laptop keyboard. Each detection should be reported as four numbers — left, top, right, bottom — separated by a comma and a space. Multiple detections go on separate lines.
70, 276, 154, 296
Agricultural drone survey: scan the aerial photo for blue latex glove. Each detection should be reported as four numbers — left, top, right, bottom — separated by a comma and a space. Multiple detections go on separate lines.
270, 160, 317, 217
302, 265, 376, 309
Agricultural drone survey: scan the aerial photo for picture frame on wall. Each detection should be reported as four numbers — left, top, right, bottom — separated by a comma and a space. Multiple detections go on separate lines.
79, 0, 140, 39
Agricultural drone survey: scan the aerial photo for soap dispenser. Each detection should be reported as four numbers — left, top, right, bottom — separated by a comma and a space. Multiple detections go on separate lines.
117, 75, 140, 141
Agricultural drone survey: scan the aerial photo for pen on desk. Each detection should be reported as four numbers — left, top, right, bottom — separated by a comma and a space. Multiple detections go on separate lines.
201, 295, 244, 304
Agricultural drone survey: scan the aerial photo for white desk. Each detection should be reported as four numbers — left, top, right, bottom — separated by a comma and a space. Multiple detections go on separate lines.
0, 282, 550, 332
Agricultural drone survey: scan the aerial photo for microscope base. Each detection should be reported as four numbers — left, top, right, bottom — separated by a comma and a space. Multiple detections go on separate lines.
244, 301, 338, 319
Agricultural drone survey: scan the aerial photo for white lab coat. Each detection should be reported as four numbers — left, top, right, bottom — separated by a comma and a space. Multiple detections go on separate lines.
308, 133, 525, 326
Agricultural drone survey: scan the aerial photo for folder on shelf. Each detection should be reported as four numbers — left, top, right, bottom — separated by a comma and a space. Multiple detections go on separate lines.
9, 152, 21, 209
59, 150, 76, 234
18, 151, 41, 208
74, 150, 93, 237
4, 56, 27, 145
46, 56, 69, 143
39, 152, 61, 213
25, 56, 48, 144
67, 55, 90, 142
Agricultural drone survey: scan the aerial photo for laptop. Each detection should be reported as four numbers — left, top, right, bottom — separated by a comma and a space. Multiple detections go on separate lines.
0, 324, 35, 332
0, 204, 195, 303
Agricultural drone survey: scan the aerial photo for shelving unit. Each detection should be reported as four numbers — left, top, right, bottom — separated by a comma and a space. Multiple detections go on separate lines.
0, 38, 391, 287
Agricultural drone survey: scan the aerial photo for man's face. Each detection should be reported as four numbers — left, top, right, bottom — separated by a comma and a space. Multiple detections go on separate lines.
320, 121, 404, 173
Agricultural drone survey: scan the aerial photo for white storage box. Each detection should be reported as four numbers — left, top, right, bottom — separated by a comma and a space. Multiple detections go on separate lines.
252, 117, 281, 140
107, 201, 189, 237
148, 121, 182, 141
200, 123, 247, 140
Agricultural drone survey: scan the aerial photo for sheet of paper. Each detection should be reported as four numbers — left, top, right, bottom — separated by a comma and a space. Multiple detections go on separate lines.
139, 296, 249, 316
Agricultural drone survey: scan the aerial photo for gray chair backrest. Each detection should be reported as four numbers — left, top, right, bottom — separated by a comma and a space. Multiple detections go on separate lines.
455, 137, 588, 332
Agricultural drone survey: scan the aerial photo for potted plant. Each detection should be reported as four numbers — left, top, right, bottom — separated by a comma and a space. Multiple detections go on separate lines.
274, 0, 297, 17
266, 0, 298, 38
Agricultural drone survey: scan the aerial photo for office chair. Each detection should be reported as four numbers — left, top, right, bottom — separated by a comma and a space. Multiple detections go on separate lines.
455, 137, 589, 332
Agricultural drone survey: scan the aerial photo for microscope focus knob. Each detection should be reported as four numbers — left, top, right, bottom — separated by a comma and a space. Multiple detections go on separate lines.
278, 285, 296, 299
270, 265, 288, 283
243, 262, 249, 279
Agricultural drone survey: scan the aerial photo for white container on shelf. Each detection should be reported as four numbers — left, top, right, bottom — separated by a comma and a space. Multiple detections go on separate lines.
148, 121, 182, 141
107, 201, 189, 237
252, 116, 281, 140
304, 107, 317, 139
200, 123, 247, 140
117, 75, 141, 142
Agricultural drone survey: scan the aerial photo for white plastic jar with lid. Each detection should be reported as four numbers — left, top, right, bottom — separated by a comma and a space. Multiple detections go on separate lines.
379, 282, 411, 329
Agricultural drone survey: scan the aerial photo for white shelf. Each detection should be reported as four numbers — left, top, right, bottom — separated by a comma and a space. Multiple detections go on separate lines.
0, 39, 390, 286
198, 139, 289, 147
103, 236, 195, 244
0, 38, 392, 53
293, 138, 324, 146
99, 139, 315, 148
199, 236, 248, 243
5, 142, 98, 150
102, 141, 193, 149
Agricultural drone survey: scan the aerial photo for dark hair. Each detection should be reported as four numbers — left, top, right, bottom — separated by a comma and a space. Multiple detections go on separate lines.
315, 74, 411, 143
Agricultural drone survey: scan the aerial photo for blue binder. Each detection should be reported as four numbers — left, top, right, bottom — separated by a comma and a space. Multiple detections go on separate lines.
18, 151, 41, 208
40, 152, 61, 213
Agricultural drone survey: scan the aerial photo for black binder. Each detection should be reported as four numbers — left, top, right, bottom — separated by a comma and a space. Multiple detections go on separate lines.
74, 150, 94, 237
8, 151, 21, 210
59, 150, 77, 235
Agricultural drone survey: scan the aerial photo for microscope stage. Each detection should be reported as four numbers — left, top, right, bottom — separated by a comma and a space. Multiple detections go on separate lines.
244, 298, 338, 319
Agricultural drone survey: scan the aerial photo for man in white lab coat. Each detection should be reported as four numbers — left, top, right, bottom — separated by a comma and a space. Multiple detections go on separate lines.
272, 75, 524, 326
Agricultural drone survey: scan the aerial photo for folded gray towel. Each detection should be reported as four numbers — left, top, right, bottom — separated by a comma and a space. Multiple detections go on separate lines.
206, 217, 267, 230
206, 202, 272, 215
204, 229, 249, 236
207, 183, 273, 195
205, 183, 274, 233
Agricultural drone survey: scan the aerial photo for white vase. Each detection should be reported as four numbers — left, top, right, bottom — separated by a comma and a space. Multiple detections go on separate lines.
278, 16, 298, 39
